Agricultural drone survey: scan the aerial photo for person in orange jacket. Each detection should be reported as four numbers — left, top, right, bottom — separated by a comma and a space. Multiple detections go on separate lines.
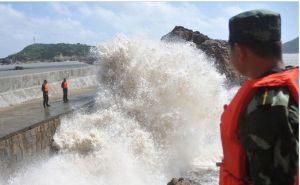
41, 80, 50, 108
219, 10, 298, 185
61, 78, 69, 103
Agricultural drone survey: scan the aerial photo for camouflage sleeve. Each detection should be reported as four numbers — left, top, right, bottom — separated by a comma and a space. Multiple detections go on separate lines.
239, 87, 298, 185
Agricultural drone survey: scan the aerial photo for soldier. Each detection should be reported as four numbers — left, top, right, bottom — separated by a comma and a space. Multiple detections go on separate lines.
219, 10, 298, 185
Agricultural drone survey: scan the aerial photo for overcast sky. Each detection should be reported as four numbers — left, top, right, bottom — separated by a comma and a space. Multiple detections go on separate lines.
0, 1, 298, 58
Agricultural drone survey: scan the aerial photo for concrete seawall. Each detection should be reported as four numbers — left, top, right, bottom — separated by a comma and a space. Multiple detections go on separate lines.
0, 66, 94, 93
0, 117, 60, 170
0, 62, 97, 108
0, 88, 95, 177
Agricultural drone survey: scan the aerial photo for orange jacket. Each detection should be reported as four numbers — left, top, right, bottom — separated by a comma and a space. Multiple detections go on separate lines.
219, 67, 299, 185
42, 83, 49, 93
62, 81, 68, 89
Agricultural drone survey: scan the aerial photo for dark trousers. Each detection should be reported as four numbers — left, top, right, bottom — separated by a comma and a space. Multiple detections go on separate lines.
63, 88, 68, 102
43, 92, 49, 107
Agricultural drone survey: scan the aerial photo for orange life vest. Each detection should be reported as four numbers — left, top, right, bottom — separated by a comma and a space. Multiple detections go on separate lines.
63, 81, 68, 89
219, 67, 299, 185
42, 83, 49, 93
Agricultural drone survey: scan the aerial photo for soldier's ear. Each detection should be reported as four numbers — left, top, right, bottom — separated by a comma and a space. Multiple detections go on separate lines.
236, 43, 247, 63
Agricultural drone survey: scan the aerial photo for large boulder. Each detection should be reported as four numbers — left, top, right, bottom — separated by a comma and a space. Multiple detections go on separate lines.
161, 26, 244, 86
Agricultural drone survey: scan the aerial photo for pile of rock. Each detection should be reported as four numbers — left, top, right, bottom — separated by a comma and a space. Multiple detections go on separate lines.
161, 26, 245, 86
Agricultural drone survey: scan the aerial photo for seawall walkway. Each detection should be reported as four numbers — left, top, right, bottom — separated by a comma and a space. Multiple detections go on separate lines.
0, 88, 96, 140
0, 88, 96, 175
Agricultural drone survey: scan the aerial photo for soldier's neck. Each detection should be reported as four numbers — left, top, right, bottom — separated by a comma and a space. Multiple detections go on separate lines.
248, 57, 283, 79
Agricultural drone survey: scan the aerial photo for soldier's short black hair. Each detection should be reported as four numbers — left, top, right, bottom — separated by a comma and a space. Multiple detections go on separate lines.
229, 41, 282, 60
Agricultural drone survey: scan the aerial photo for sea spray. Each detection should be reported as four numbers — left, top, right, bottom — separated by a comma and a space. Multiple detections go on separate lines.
94, 35, 227, 168
4, 35, 230, 185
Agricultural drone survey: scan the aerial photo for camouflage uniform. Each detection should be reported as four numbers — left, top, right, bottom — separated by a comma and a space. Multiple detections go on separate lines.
239, 66, 299, 185
229, 10, 299, 185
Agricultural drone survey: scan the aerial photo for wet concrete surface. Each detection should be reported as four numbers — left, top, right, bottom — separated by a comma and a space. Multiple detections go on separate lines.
0, 88, 96, 140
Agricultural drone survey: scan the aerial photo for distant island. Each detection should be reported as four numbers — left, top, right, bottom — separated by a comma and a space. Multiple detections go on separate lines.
283, 37, 299, 53
0, 43, 96, 65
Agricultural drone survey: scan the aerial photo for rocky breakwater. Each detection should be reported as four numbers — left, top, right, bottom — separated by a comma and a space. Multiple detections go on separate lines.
161, 26, 244, 86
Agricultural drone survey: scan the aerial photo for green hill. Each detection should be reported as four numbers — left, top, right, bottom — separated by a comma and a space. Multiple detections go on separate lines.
283, 37, 299, 53
7, 43, 94, 63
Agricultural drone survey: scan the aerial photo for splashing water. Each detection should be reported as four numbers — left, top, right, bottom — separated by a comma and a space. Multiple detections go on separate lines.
3, 35, 232, 185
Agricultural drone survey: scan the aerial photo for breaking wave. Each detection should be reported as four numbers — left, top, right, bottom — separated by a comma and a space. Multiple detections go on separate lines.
4, 35, 231, 185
